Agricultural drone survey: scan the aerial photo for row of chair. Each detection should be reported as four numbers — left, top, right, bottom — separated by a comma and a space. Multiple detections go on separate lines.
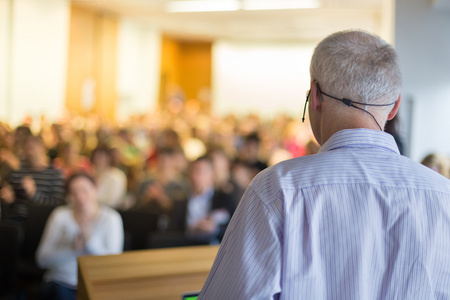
0, 206, 161, 299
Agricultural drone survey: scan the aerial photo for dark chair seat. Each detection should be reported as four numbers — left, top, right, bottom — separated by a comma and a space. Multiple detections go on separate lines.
118, 210, 158, 250
18, 205, 56, 298
148, 231, 210, 249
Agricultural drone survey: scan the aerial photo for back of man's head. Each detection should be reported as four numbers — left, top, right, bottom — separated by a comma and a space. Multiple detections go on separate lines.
310, 30, 402, 114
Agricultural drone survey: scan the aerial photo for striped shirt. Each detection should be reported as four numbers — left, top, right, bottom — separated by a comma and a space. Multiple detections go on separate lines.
6, 166, 65, 219
199, 129, 450, 300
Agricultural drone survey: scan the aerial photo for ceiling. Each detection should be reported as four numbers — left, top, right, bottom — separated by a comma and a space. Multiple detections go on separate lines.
72, 0, 388, 42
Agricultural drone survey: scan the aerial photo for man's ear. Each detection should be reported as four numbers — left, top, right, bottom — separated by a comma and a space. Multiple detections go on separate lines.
387, 94, 401, 120
310, 80, 322, 112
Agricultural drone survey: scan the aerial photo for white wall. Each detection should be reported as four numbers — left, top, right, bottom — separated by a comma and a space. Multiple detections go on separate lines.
212, 40, 315, 119
116, 18, 161, 122
5, 0, 70, 126
0, 0, 11, 122
395, 0, 450, 161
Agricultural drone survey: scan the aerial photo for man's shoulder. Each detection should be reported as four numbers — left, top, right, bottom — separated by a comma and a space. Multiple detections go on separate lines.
252, 152, 450, 194
251, 154, 329, 187
248, 156, 318, 203
398, 155, 450, 192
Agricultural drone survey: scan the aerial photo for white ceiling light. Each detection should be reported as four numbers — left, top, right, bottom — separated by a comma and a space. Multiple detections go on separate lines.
243, 0, 321, 10
167, 0, 240, 12
166, 0, 321, 13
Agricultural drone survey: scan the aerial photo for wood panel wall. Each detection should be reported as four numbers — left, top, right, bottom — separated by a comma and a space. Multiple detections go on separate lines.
65, 4, 118, 121
159, 36, 212, 112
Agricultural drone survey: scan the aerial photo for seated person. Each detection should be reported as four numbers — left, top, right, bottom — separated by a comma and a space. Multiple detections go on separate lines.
36, 172, 123, 300
237, 132, 268, 173
421, 153, 450, 178
170, 156, 236, 243
134, 147, 188, 216
207, 148, 244, 211
91, 146, 127, 209
53, 142, 91, 178
1, 136, 64, 224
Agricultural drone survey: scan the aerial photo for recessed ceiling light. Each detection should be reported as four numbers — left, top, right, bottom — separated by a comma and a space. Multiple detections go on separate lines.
166, 0, 321, 13
167, 0, 240, 12
243, 0, 321, 10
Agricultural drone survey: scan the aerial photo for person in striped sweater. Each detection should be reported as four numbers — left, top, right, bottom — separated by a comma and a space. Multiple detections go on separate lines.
1, 136, 64, 224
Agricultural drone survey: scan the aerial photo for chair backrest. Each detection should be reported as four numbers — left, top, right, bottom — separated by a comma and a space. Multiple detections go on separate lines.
21, 206, 56, 261
148, 231, 209, 249
0, 223, 21, 297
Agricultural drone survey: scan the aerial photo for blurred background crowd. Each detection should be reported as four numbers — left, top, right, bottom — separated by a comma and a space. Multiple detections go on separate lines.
0, 107, 319, 232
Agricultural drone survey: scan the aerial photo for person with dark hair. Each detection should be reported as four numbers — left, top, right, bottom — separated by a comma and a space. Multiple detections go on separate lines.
14, 125, 33, 161
91, 146, 127, 209
238, 132, 268, 173
208, 148, 244, 210
199, 30, 450, 299
134, 147, 188, 216
0, 136, 64, 224
36, 172, 123, 300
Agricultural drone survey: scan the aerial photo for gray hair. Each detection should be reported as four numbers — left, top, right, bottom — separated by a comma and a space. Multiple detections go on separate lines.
310, 30, 402, 113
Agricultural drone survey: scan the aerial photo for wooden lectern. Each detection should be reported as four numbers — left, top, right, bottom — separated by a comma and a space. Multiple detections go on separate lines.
78, 245, 219, 300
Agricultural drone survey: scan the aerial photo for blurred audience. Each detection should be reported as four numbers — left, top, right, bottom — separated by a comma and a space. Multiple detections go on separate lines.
170, 156, 236, 243
0, 131, 20, 197
208, 148, 244, 209
90, 147, 127, 209
53, 142, 91, 178
134, 147, 188, 228
14, 125, 33, 161
1, 136, 64, 224
0, 109, 318, 233
421, 153, 450, 178
238, 132, 268, 174
36, 172, 123, 300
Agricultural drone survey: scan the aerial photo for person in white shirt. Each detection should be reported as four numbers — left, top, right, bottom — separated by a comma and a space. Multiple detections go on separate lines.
91, 146, 127, 209
36, 171, 123, 300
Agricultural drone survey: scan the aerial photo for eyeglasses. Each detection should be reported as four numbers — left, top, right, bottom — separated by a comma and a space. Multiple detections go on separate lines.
302, 81, 397, 131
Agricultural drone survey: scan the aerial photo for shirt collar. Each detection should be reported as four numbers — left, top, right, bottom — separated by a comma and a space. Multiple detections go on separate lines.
318, 128, 400, 155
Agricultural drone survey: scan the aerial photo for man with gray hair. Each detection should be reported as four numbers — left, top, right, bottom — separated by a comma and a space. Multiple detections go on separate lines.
199, 30, 450, 299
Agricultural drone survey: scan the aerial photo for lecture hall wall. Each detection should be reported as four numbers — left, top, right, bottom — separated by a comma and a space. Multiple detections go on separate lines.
0, 0, 162, 125
395, 0, 450, 161
0, 0, 70, 126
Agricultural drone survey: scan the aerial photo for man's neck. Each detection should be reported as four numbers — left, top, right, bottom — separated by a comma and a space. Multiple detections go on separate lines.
319, 111, 383, 146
